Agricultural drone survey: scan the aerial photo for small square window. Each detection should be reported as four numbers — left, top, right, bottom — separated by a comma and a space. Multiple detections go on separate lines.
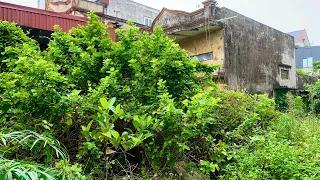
281, 69, 289, 80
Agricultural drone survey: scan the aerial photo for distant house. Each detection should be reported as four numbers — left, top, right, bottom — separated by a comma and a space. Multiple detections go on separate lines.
295, 46, 320, 73
106, 0, 159, 26
153, 0, 296, 95
39, 0, 159, 27
287, 29, 320, 72
288, 29, 311, 47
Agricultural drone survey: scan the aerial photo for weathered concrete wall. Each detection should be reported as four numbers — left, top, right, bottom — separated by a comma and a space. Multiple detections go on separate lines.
178, 29, 225, 75
107, 0, 159, 25
216, 7, 296, 94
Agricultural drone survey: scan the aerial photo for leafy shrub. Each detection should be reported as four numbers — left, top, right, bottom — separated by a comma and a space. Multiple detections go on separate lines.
144, 86, 278, 177
0, 21, 38, 66
78, 97, 153, 177
0, 22, 68, 128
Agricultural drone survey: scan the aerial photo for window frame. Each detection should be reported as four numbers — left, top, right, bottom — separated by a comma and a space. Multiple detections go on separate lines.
303, 57, 313, 68
144, 17, 153, 26
280, 68, 290, 80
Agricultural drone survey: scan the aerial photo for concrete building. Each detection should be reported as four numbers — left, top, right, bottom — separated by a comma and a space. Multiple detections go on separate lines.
39, 0, 159, 26
106, 0, 159, 26
43, 0, 107, 17
40, 0, 152, 35
288, 29, 311, 47
153, 0, 296, 95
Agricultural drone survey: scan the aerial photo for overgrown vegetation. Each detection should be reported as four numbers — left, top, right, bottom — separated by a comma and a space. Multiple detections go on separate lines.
296, 68, 311, 76
221, 96, 320, 179
1, 12, 320, 179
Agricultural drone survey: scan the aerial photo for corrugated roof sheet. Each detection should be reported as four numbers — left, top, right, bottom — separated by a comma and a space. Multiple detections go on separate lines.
288, 30, 303, 43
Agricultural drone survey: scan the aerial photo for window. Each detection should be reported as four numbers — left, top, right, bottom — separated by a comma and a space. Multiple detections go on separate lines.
281, 69, 289, 80
144, 17, 153, 26
279, 64, 291, 80
303, 57, 313, 68
191, 52, 213, 62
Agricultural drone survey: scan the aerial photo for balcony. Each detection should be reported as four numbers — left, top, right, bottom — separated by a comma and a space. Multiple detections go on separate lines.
46, 0, 105, 16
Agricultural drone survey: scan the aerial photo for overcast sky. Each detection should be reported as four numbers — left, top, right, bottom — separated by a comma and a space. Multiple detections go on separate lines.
2, 0, 320, 45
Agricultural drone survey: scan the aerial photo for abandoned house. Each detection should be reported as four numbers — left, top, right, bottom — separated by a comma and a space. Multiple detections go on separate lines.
152, 0, 296, 95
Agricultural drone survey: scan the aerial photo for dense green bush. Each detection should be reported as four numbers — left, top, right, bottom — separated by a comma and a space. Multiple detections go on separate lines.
143, 86, 278, 177
0, 21, 38, 65
0, 13, 220, 178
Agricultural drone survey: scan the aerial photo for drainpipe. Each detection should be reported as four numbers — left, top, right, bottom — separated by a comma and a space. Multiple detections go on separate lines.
114, 8, 120, 20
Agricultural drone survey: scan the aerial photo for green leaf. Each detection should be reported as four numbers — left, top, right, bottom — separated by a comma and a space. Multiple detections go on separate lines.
121, 132, 129, 140
111, 130, 120, 139
102, 132, 112, 139
105, 148, 116, 155
87, 120, 93, 130
27, 171, 38, 180
146, 116, 153, 127
108, 97, 116, 112
121, 141, 134, 151
65, 119, 73, 126
131, 137, 140, 144
132, 119, 141, 129
100, 98, 108, 109
115, 104, 121, 114
71, 89, 81, 95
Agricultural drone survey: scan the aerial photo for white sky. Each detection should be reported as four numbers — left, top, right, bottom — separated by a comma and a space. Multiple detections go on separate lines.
2, 0, 320, 45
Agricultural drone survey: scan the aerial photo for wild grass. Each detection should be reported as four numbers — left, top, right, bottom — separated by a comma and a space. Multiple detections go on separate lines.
0, 130, 68, 161
221, 96, 320, 179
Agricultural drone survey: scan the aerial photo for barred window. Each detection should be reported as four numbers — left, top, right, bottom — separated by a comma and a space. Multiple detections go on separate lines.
281, 69, 289, 80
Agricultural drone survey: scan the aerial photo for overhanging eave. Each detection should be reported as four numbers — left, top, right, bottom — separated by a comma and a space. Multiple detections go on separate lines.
167, 23, 223, 41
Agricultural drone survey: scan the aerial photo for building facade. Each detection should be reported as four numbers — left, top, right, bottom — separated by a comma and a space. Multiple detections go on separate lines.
295, 46, 320, 72
106, 0, 159, 26
153, 0, 296, 94
39, 0, 159, 26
